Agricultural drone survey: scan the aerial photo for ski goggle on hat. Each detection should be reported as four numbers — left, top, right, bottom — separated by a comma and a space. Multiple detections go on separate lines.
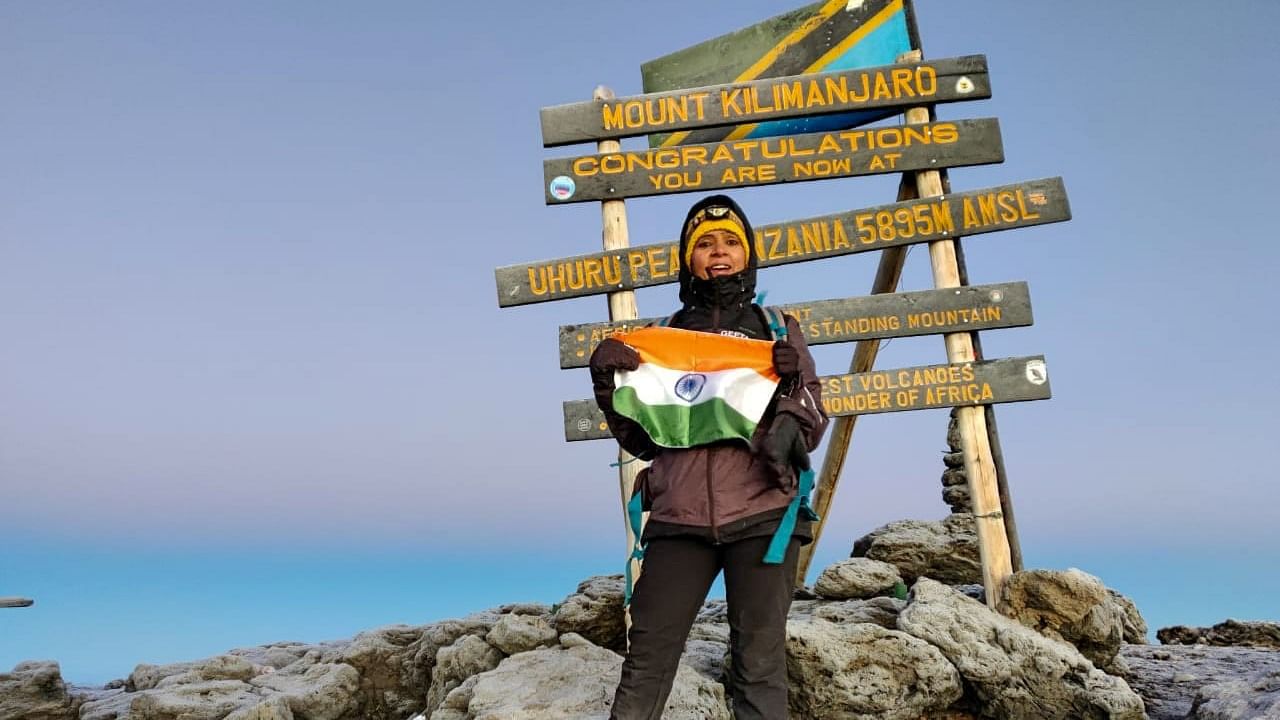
683, 205, 750, 268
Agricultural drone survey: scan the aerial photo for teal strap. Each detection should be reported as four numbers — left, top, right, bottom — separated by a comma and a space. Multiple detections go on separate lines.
623, 489, 646, 606
763, 469, 818, 564
765, 307, 788, 340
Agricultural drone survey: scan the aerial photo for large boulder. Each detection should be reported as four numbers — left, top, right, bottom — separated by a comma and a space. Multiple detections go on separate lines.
897, 578, 1146, 720
786, 619, 962, 720
485, 612, 557, 655
326, 625, 431, 719
0, 661, 81, 720
814, 558, 903, 600
1158, 620, 1280, 649
851, 514, 981, 585
551, 575, 627, 652
430, 633, 728, 720
425, 634, 504, 714
996, 568, 1127, 673
248, 659, 361, 720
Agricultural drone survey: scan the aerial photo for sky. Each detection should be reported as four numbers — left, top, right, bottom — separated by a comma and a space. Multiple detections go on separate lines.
2, 1, 1278, 686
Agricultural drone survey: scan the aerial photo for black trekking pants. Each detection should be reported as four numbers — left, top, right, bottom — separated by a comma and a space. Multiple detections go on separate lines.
609, 534, 800, 720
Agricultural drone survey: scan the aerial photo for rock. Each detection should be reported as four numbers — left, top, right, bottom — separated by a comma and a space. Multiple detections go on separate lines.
790, 597, 905, 630
680, 638, 728, 684
996, 568, 1126, 673
497, 602, 553, 616
126, 680, 262, 720
558, 632, 593, 650
485, 612, 557, 655
814, 558, 903, 600
1108, 589, 1149, 644
551, 575, 627, 652
425, 634, 504, 716
223, 696, 296, 720
327, 624, 430, 719
898, 578, 1146, 720
249, 660, 361, 720
1158, 619, 1280, 649
1188, 668, 1280, 719
818, 597, 906, 630
1122, 643, 1280, 720
852, 513, 982, 585
155, 655, 259, 689
941, 483, 970, 513
786, 619, 962, 720
439, 639, 728, 720
0, 661, 81, 720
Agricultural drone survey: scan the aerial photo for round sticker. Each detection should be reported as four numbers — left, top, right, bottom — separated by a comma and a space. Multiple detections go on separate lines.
955, 76, 975, 94
1024, 359, 1048, 386
549, 175, 576, 201
989, 289, 1004, 303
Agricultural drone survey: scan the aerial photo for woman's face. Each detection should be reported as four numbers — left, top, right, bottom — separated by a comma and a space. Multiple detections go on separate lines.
689, 229, 747, 280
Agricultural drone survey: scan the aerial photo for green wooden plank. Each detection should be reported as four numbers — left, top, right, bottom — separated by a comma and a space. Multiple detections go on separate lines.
557, 282, 1031, 368
497, 177, 1069, 307
562, 355, 1051, 442
540, 56, 989, 147
544, 118, 1002, 204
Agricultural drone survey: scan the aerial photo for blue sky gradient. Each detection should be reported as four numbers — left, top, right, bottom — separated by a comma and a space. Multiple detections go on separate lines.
3, 1, 1278, 684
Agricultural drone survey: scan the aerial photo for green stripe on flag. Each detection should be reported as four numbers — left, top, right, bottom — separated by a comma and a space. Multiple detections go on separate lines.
613, 387, 759, 448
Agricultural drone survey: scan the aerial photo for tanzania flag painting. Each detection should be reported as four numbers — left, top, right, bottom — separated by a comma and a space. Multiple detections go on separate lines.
642, 0, 919, 147
611, 327, 780, 448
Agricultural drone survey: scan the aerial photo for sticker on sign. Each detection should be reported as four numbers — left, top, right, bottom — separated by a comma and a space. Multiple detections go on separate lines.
548, 175, 576, 201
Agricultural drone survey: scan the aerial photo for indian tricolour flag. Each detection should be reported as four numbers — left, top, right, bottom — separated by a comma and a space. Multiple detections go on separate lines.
611, 326, 779, 448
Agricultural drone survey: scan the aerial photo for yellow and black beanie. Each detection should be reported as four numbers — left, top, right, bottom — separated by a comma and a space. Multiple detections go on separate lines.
677, 194, 757, 305
682, 204, 751, 268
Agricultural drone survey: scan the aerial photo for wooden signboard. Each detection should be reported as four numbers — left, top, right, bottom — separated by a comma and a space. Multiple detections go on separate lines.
562, 355, 1051, 442
544, 118, 1002, 204
540, 55, 990, 147
642, 0, 919, 146
498, 177, 1068, 306
557, 281, 1032, 368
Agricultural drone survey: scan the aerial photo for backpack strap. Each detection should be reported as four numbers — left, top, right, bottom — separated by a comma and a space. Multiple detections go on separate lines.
623, 485, 646, 606
761, 305, 788, 341
763, 468, 819, 565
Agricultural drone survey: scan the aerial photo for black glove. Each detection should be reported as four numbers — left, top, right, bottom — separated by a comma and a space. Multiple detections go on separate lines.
772, 340, 801, 378
759, 414, 810, 485
589, 338, 640, 389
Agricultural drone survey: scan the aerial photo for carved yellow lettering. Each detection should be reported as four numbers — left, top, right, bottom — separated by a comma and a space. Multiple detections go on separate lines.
602, 103, 625, 131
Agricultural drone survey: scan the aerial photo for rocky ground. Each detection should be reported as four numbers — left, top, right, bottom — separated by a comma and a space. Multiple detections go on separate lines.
5, 417, 1277, 718
4, 558, 1279, 719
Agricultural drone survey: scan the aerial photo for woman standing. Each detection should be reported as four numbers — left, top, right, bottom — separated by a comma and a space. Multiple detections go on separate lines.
589, 195, 828, 719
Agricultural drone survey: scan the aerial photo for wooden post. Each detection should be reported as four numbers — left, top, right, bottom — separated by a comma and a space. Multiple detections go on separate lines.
593, 86, 648, 623
0, 597, 34, 608
951, 235, 1024, 572
795, 49, 923, 588
909, 105, 1014, 606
